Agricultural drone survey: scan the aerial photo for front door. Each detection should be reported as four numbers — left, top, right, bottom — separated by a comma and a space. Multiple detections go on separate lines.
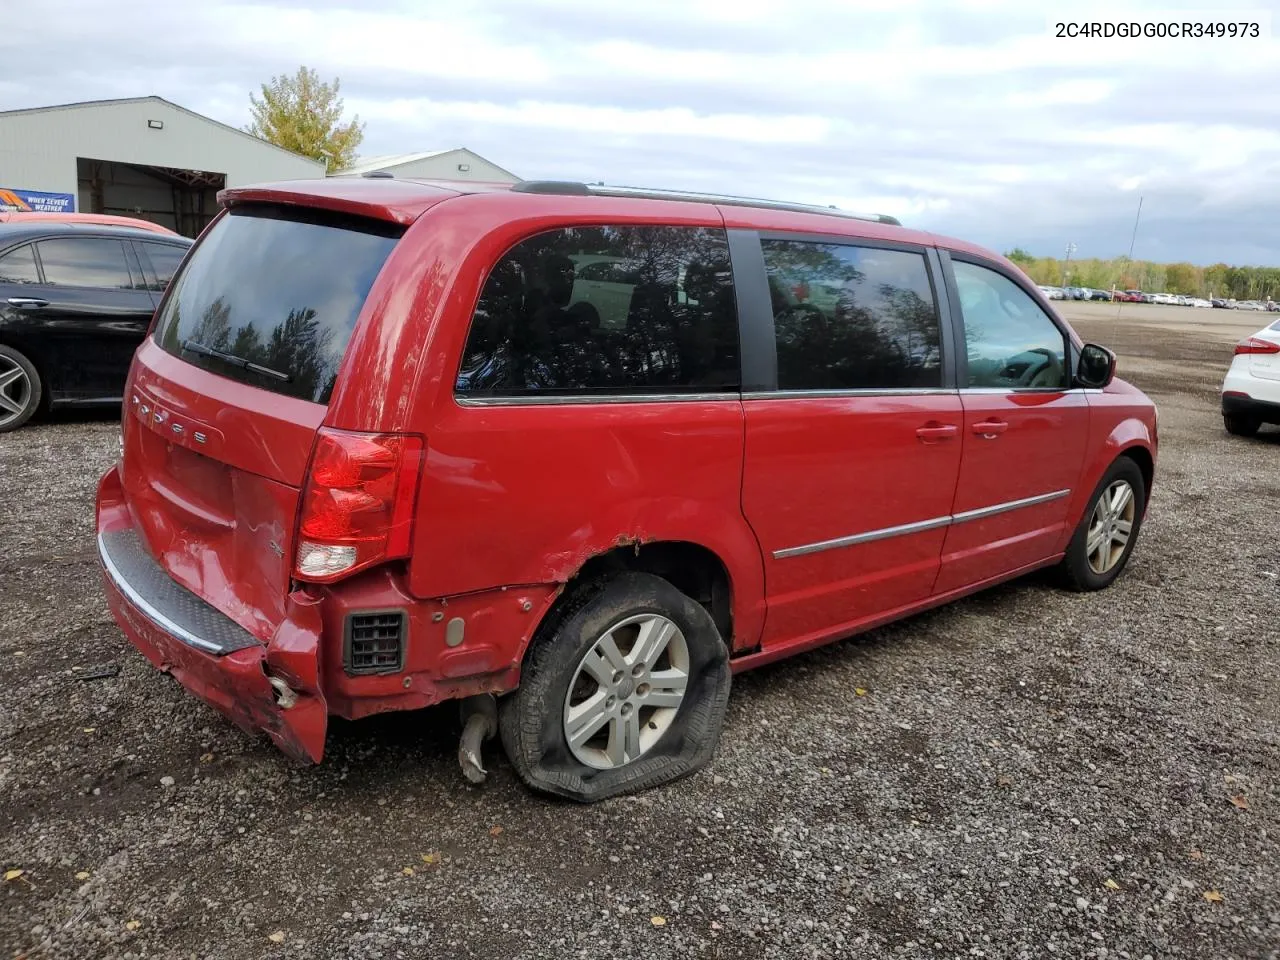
739, 237, 963, 653
32, 236, 156, 400
934, 255, 1089, 594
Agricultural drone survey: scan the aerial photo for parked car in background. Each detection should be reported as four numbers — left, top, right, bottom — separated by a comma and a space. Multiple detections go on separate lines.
0, 211, 178, 236
0, 221, 191, 431
1222, 318, 1280, 436
1115, 290, 1141, 303
1037, 284, 1066, 300
1192, 298, 1213, 308
1088, 288, 1112, 301
95, 176, 1159, 802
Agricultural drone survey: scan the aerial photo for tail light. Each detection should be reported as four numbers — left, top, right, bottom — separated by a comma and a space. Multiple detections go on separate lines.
1234, 337, 1280, 355
294, 428, 423, 582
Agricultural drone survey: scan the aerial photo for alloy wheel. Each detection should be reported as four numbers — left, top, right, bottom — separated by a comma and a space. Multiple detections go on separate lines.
1086, 479, 1136, 575
0, 355, 32, 428
563, 613, 690, 769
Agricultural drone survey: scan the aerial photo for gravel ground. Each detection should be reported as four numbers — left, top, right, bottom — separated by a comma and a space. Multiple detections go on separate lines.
2, 305, 1278, 959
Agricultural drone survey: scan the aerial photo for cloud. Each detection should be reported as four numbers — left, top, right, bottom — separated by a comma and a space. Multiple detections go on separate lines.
0, 0, 1278, 263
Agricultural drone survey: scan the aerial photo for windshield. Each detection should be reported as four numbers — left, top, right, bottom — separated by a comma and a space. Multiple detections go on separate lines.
153, 205, 401, 404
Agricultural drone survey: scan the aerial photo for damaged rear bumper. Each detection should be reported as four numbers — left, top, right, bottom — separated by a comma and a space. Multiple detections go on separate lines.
96, 464, 327, 763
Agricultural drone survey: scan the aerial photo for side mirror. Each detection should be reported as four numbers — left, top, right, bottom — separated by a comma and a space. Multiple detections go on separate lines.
1076, 343, 1116, 389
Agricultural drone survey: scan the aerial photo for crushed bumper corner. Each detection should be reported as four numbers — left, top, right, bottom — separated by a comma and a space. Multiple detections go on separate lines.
97, 463, 327, 763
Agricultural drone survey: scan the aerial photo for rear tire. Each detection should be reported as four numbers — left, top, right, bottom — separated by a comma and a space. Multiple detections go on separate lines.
0, 345, 41, 433
1059, 456, 1146, 592
499, 572, 730, 802
1224, 413, 1261, 437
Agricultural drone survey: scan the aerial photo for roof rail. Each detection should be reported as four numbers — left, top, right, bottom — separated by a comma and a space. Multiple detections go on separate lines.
509, 180, 589, 195
509, 180, 901, 226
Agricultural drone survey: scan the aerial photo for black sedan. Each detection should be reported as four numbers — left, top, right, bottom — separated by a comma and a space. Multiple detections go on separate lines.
0, 222, 191, 431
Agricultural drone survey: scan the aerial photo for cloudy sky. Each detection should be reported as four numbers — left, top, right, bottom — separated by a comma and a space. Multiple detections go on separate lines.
2, 0, 1278, 265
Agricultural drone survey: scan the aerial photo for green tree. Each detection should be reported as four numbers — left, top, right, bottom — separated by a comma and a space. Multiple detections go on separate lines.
1163, 262, 1198, 295
246, 66, 364, 172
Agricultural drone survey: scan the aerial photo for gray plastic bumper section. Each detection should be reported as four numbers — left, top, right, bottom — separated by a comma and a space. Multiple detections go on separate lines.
98, 527, 262, 656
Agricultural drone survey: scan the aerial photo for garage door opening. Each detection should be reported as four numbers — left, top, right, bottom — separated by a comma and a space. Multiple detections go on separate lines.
77, 157, 225, 237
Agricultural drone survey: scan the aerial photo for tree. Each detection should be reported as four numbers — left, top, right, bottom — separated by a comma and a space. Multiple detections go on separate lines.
246, 67, 364, 172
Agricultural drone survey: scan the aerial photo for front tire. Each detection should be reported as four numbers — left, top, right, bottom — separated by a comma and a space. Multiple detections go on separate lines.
1059, 456, 1146, 592
0, 345, 41, 433
499, 572, 731, 802
1224, 413, 1261, 437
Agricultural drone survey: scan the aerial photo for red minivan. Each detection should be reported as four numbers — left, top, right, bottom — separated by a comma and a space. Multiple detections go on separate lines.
96, 177, 1157, 801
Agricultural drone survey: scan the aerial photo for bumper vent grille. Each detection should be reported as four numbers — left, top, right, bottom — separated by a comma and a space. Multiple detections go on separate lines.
345, 611, 406, 675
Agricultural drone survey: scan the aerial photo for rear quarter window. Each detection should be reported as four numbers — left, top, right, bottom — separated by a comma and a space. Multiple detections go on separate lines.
456, 225, 740, 397
152, 206, 401, 404
0, 244, 39, 284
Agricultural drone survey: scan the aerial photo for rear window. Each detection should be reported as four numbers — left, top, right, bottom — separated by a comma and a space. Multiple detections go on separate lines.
153, 206, 400, 404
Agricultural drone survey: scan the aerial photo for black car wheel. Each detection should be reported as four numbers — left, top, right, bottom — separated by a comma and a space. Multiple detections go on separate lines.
1224, 413, 1261, 437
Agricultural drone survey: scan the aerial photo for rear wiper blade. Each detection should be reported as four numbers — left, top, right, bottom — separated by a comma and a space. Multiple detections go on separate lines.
181, 340, 292, 382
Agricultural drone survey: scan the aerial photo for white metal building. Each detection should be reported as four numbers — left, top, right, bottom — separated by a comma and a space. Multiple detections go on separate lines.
0, 97, 325, 236
333, 149, 519, 183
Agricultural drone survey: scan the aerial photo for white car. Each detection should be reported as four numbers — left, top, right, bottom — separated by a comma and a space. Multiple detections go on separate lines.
1037, 284, 1065, 300
1222, 318, 1280, 436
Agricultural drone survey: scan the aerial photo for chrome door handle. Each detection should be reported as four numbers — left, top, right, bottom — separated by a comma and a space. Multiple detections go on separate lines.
7, 297, 48, 308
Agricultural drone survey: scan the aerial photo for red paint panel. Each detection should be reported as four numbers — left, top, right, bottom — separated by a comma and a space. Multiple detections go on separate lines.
730, 553, 1061, 673
130, 340, 326, 484
934, 390, 1089, 592
1056, 377, 1157, 542
741, 395, 963, 652
408, 397, 766, 651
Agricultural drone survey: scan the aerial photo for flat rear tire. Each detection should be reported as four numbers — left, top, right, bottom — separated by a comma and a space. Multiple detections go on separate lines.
499, 572, 730, 802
